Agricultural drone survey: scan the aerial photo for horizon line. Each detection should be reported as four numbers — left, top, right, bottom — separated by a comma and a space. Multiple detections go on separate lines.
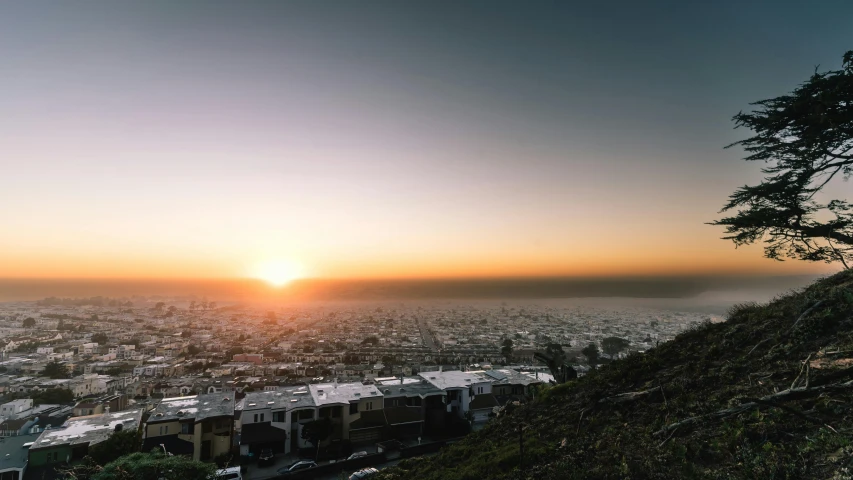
0, 272, 829, 282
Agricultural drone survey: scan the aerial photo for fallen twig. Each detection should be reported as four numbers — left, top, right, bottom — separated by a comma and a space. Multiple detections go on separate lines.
823, 350, 853, 356
787, 301, 824, 333
790, 354, 812, 390
748, 372, 773, 386
599, 388, 657, 404
746, 397, 823, 425
657, 426, 679, 448
748, 338, 771, 356
653, 379, 853, 436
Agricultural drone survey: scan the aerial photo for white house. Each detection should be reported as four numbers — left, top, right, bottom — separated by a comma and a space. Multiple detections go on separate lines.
419, 370, 493, 420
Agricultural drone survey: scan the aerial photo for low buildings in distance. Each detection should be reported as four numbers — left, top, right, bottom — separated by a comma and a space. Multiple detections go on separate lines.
0, 294, 719, 477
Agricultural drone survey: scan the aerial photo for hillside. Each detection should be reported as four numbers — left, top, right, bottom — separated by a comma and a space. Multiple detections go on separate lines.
380, 270, 853, 480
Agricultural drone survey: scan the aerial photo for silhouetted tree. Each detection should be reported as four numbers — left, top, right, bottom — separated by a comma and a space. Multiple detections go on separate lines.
581, 343, 600, 367
185, 361, 205, 373
32, 388, 74, 405
501, 338, 513, 363
87, 429, 139, 466
711, 51, 853, 268
22, 317, 36, 328
544, 342, 565, 365
43, 360, 70, 379
601, 337, 630, 357
301, 418, 332, 460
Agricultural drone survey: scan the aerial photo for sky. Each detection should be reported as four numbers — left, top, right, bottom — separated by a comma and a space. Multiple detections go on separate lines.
1, 0, 851, 281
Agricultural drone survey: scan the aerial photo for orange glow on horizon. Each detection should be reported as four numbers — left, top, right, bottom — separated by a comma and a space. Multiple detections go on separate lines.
0, 242, 838, 281
250, 259, 305, 287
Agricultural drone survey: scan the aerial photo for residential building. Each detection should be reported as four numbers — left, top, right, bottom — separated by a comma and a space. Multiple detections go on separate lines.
142, 394, 235, 462
0, 433, 40, 480
0, 399, 33, 419
28, 409, 142, 468
236, 387, 316, 457
309, 382, 384, 444
376, 376, 446, 437
419, 370, 494, 420
73, 394, 128, 417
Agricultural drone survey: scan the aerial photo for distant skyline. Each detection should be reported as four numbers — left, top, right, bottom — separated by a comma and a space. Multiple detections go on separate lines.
2, 1, 851, 281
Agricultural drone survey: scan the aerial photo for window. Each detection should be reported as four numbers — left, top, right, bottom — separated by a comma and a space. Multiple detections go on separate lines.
159, 425, 169, 435
477, 387, 483, 394
349, 403, 358, 415
365, 402, 373, 411
181, 423, 193, 434
272, 411, 285, 422
47, 452, 58, 463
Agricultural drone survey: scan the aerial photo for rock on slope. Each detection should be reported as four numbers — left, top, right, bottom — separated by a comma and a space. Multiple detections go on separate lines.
380, 270, 853, 480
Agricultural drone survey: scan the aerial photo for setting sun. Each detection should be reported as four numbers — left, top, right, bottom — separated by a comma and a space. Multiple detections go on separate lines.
252, 260, 304, 287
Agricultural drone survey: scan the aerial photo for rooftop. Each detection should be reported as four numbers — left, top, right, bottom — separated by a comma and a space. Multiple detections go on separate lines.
488, 369, 547, 386
377, 377, 444, 398
418, 370, 491, 390
147, 394, 235, 423
309, 382, 382, 406
0, 433, 40, 472
238, 388, 316, 412
30, 409, 141, 450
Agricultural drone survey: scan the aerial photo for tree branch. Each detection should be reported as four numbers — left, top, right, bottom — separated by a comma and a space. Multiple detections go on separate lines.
653, 379, 853, 437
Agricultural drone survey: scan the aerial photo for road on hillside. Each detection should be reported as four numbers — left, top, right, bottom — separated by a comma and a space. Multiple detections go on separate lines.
417, 316, 439, 351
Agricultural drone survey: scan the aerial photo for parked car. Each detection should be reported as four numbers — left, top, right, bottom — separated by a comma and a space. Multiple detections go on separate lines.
349, 468, 380, 480
347, 451, 369, 460
258, 448, 275, 467
276, 461, 318, 475
214, 466, 242, 480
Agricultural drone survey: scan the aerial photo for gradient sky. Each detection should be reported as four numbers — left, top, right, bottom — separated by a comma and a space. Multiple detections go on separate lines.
2, 1, 851, 280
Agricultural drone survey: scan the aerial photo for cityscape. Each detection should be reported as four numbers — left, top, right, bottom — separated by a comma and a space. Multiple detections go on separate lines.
3, 0, 851, 479
0, 294, 717, 479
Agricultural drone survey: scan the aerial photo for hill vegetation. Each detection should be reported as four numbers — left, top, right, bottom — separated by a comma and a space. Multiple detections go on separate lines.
380, 270, 853, 479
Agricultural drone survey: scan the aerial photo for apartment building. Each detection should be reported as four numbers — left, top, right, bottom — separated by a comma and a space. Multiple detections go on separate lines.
236, 387, 316, 456
28, 409, 142, 468
0, 399, 33, 419
419, 370, 494, 421
142, 393, 235, 462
